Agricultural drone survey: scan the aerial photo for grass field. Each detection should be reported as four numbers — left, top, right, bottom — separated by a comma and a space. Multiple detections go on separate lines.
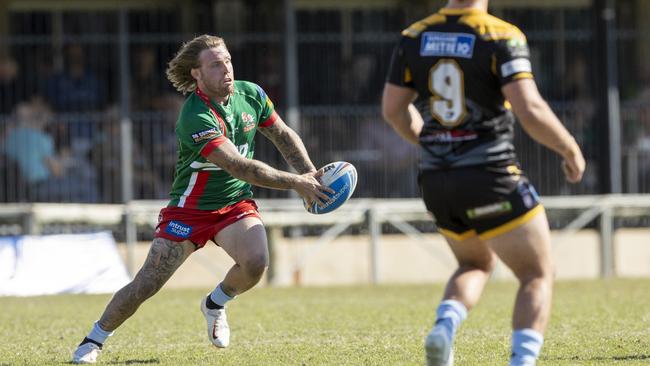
1, 279, 649, 365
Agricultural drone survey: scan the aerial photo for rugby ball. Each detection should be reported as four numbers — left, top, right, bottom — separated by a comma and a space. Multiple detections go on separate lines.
304, 161, 357, 214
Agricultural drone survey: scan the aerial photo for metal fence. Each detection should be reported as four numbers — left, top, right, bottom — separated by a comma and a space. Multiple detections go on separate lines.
1, 0, 649, 203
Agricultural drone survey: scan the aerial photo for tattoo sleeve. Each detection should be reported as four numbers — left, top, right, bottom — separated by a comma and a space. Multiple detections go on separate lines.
228, 156, 298, 190
207, 141, 298, 190
258, 122, 316, 174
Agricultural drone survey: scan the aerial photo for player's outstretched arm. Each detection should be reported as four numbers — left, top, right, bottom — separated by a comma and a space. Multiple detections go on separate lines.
381, 83, 423, 145
503, 78, 586, 183
205, 139, 330, 205
257, 116, 317, 174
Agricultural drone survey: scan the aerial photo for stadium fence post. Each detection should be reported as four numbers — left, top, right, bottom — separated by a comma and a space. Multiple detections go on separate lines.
599, 206, 615, 278
266, 226, 281, 285
367, 207, 380, 284
124, 205, 137, 278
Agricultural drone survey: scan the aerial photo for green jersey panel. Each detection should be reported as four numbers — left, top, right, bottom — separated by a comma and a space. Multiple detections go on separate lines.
168, 80, 278, 210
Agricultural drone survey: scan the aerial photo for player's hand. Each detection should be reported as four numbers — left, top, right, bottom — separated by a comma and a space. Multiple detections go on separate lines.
292, 169, 334, 207
561, 146, 586, 183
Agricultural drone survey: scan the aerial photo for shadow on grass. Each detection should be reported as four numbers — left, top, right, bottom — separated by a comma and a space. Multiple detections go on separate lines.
613, 355, 650, 361
546, 355, 650, 361
63, 359, 159, 365
107, 359, 160, 365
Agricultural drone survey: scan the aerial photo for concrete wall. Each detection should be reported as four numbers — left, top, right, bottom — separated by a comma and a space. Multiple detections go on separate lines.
117, 229, 649, 289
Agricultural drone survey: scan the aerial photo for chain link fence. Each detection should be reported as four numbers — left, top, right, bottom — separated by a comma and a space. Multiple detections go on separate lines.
1, 0, 648, 204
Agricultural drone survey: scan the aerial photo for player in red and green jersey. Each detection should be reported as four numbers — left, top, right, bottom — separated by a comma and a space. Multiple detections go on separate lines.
72, 35, 331, 364
382, 1, 585, 365
167, 80, 280, 211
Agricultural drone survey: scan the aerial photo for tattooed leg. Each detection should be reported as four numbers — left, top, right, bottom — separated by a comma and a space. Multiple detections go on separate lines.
97, 238, 195, 331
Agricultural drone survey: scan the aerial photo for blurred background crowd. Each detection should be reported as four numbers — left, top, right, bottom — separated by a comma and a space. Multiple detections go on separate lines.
0, 0, 649, 204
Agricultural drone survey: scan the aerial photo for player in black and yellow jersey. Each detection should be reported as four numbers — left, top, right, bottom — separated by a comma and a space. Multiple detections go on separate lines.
382, 1, 585, 365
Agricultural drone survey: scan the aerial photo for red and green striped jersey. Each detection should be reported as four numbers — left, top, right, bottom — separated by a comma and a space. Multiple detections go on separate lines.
168, 80, 278, 210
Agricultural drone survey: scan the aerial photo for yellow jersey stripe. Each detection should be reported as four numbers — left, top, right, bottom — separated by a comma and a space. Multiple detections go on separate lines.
458, 12, 525, 41
402, 14, 446, 38
439, 8, 485, 16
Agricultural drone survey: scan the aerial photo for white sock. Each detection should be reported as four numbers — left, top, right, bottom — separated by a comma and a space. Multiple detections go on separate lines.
209, 283, 234, 307
87, 321, 113, 344
509, 328, 544, 366
434, 299, 468, 341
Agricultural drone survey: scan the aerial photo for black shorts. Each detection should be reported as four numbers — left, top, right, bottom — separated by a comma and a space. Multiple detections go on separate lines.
418, 163, 544, 241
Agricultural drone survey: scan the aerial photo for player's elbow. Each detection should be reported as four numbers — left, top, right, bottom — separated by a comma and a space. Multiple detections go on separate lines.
512, 97, 548, 126
223, 162, 248, 181
381, 102, 403, 126
206, 152, 246, 180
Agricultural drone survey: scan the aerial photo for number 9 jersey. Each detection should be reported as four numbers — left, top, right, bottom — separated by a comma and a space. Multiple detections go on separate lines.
386, 7, 533, 170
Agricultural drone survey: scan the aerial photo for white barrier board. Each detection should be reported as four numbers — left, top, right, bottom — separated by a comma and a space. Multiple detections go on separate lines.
0, 232, 130, 296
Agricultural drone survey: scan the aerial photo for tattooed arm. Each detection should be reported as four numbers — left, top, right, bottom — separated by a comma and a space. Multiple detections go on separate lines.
207, 139, 298, 190
205, 139, 329, 204
257, 116, 316, 174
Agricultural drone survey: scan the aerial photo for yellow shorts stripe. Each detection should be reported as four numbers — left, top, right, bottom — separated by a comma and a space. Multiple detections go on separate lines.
478, 204, 544, 241
438, 227, 477, 241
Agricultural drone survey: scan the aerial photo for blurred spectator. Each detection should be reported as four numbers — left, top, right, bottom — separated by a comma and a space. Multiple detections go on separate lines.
131, 46, 168, 111
91, 105, 166, 201
150, 95, 183, 189
256, 47, 282, 105
633, 78, 650, 187
341, 54, 378, 104
563, 54, 597, 192
3, 97, 99, 202
635, 79, 650, 148
356, 118, 418, 197
0, 55, 28, 115
43, 44, 106, 158
4, 99, 60, 188
564, 55, 596, 134
44, 44, 106, 112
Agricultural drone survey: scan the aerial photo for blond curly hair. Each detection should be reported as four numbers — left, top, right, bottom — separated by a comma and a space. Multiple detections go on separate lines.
166, 35, 227, 94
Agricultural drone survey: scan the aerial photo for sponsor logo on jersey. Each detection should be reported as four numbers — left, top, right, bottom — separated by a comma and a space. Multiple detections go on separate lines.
256, 84, 275, 110
420, 32, 476, 58
242, 112, 255, 132
501, 58, 532, 78
191, 127, 222, 143
165, 220, 192, 238
517, 181, 539, 208
466, 201, 512, 219
421, 130, 478, 143
256, 84, 267, 99
241, 112, 254, 123
507, 37, 527, 49
505, 37, 530, 58
235, 209, 257, 220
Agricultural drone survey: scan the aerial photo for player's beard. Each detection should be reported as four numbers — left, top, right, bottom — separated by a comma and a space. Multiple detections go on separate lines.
199, 69, 234, 100
208, 81, 233, 100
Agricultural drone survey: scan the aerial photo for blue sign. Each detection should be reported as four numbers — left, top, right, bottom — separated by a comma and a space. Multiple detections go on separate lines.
420, 32, 476, 58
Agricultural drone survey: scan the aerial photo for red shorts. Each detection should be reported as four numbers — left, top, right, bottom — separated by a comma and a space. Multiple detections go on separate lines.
154, 199, 261, 248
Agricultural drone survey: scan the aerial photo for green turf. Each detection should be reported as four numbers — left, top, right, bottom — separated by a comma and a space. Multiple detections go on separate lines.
1, 279, 649, 365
